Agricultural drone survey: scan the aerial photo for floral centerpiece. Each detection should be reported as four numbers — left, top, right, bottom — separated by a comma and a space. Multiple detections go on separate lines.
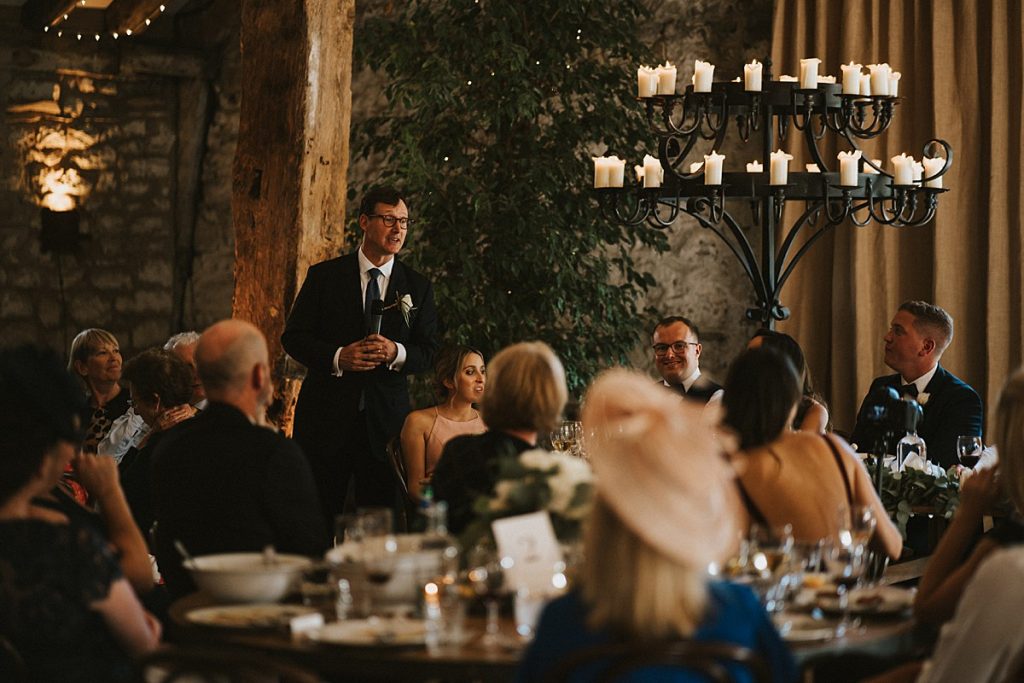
874, 457, 960, 538
460, 448, 595, 551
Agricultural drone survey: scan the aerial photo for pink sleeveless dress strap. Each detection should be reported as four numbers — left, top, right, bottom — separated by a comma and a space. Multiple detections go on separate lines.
424, 409, 485, 476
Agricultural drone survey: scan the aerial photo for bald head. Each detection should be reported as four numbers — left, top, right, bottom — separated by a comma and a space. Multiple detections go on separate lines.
196, 320, 270, 409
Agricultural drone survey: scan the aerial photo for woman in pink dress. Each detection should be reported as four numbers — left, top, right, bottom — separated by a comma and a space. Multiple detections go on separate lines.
400, 345, 486, 499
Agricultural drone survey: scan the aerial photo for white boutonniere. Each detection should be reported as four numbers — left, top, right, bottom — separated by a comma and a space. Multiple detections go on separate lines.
383, 291, 416, 327
917, 392, 930, 406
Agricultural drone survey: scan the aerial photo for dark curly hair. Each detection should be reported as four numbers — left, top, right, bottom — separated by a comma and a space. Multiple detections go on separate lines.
122, 348, 193, 409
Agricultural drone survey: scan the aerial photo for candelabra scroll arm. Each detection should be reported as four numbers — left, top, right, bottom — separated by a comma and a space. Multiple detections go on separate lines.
919, 139, 954, 185
774, 200, 826, 281
836, 130, 893, 178
700, 91, 730, 141
681, 199, 767, 305
655, 97, 703, 137
777, 114, 789, 143
848, 199, 874, 227
789, 88, 822, 132
803, 120, 831, 172
774, 205, 841, 296
658, 133, 700, 180
645, 195, 682, 229
597, 189, 650, 226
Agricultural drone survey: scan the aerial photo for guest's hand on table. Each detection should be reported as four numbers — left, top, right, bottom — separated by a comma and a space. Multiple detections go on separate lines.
959, 464, 1000, 518
338, 338, 391, 371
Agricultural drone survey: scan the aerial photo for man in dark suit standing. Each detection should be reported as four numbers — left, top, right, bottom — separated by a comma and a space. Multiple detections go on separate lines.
850, 301, 983, 468
153, 319, 328, 600
282, 186, 439, 526
651, 316, 723, 404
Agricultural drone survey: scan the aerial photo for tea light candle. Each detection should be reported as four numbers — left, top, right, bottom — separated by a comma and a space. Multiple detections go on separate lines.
704, 151, 725, 185
770, 150, 793, 185
911, 160, 924, 183
655, 62, 677, 95
800, 58, 822, 89
744, 59, 762, 91
818, 75, 836, 84
637, 65, 658, 98
806, 163, 821, 173
689, 161, 705, 174
746, 161, 763, 173
841, 62, 863, 94
837, 150, 863, 186
693, 60, 715, 92
890, 153, 914, 185
779, 75, 798, 82
889, 71, 901, 97
634, 154, 664, 188
860, 74, 872, 96
863, 158, 882, 174
922, 157, 945, 188
868, 63, 891, 96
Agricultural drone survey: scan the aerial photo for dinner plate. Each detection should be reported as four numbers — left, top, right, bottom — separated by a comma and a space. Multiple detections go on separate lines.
773, 614, 834, 642
307, 617, 427, 647
186, 604, 318, 629
816, 586, 914, 615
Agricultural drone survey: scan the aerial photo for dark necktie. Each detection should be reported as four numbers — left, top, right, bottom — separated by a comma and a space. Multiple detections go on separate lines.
900, 383, 919, 399
365, 267, 382, 332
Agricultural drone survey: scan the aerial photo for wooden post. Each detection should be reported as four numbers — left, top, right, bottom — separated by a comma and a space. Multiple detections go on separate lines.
232, 0, 354, 431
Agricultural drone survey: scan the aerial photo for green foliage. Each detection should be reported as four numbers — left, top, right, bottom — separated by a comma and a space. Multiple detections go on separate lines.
352, 0, 667, 396
874, 461, 960, 539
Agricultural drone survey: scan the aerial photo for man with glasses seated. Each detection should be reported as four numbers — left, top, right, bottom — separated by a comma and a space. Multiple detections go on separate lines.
651, 316, 723, 404
283, 186, 439, 528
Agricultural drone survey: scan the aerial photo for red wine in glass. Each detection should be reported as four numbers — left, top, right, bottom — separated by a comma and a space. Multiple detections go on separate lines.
959, 454, 981, 468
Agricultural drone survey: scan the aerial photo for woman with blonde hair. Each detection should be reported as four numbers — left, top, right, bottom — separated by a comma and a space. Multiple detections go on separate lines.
68, 328, 129, 453
432, 341, 567, 535
400, 345, 486, 499
517, 368, 796, 683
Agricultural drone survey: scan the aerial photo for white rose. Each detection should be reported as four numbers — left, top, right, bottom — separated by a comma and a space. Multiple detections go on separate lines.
520, 448, 558, 471
490, 480, 516, 511
546, 453, 593, 516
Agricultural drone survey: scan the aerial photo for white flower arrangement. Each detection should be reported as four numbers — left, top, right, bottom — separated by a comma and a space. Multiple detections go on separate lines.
382, 291, 417, 326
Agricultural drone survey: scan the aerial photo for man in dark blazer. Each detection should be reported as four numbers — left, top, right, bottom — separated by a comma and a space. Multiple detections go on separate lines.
850, 301, 983, 468
651, 315, 723, 404
282, 186, 439, 526
153, 319, 328, 600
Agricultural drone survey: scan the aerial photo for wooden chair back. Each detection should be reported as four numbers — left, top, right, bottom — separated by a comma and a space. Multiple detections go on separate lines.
138, 645, 321, 683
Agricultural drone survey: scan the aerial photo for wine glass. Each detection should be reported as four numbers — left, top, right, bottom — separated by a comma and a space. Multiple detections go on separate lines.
748, 524, 794, 612
957, 436, 984, 469
549, 421, 580, 453
363, 534, 399, 616
823, 539, 867, 637
838, 504, 877, 549
467, 544, 515, 649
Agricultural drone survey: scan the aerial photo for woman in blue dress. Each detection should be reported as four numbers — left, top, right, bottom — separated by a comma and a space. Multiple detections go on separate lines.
517, 368, 798, 683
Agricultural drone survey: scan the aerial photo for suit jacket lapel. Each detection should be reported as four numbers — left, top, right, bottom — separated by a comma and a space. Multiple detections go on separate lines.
338, 253, 364, 322
382, 260, 408, 338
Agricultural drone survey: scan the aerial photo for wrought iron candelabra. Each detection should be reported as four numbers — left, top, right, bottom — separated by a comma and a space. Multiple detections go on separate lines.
596, 58, 952, 327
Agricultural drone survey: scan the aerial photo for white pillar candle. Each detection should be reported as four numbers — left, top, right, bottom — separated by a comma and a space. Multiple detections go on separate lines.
889, 71, 901, 97
863, 158, 882, 174
637, 65, 658, 98
805, 163, 821, 173
911, 160, 924, 183
770, 150, 793, 185
799, 58, 822, 89
744, 59, 762, 91
593, 157, 610, 188
922, 157, 945, 188
607, 156, 626, 187
633, 154, 664, 188
890, 153, 914, 185
703, 151, 725, 185
655, 62, 677, 95
837, 150, 863, 186
859, 74, 872, 96
868, 63, 891, 96
746, 161, 763, 173
693, 60, 715, 92
841, 62, 863, 94
689, 161, 705, 174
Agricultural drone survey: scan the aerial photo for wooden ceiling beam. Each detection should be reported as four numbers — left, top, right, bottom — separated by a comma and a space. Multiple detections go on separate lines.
21, 0, 81, 30
103, 0, 165, 36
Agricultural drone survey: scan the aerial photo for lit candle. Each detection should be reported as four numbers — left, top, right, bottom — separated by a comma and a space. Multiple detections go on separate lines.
689, 161, 705, 174
744, 59, 762, 91
770, 150, 793, 185
634, 154, 664, 188
890, 153, 914, 185
889, 71, 902, 97
868, 63, 891, 96
837, 150, 863, 186
746, 160, 763, 173
655, 62, 677, 95
863, 158, 882, 174
637, 65, 658, 98
841, 62, 863, 94
922, 157, 945, 188
805, 163, 821, 173
693, 60, 715, 92
703, 151, 725, 185
859, 74, 872, 97
799, 58, 822, 89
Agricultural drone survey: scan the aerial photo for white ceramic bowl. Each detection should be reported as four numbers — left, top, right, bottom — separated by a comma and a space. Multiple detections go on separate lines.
187, 552, 312, 604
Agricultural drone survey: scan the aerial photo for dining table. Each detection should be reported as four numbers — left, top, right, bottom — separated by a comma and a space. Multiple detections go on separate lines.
167, 587, 927, 682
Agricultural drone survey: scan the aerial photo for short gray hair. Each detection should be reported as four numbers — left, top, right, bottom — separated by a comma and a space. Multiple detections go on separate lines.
164, 331, 200, 352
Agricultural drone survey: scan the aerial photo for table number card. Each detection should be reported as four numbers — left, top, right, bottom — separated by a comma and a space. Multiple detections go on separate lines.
491, 511, 564, 592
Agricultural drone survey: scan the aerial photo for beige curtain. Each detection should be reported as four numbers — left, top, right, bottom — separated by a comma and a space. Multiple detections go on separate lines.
771, 0, 1024, 436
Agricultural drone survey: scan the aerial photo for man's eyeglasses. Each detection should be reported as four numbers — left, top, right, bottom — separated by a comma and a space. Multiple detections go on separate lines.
368, 214, 413, 228
653, 341, 699, 357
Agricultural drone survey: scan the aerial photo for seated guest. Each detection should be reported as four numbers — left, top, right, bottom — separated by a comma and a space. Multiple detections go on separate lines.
118, 348, 196, 543
866, 368, 1024, 683
98, 331, 205, 462
652, 315, 723, 403
400, 344, 486, 499
68, 328, 130, 453
0, 345, 161, 683
517, 369, 797, 683
748, 329, 830, 433
152, 319, 328, 600
850, 301, 982, 468
724, 348, 902, 560
433, 341, 567, 535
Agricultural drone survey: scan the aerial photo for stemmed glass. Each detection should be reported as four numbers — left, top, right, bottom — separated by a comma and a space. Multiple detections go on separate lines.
467, 544, 515, 649
957, 436, 984, 470
838, 504, 877, 549
550, 421, 581, 453
823, 539, 867, 637
363, 534, 399, 616
748, 524, 795, 612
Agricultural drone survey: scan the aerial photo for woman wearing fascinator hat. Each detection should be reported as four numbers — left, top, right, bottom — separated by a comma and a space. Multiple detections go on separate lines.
516, 368, 798, 683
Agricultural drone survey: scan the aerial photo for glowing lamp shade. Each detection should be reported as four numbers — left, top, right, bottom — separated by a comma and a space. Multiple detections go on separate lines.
42, 191, 75, 212
39, 168, 83, 212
